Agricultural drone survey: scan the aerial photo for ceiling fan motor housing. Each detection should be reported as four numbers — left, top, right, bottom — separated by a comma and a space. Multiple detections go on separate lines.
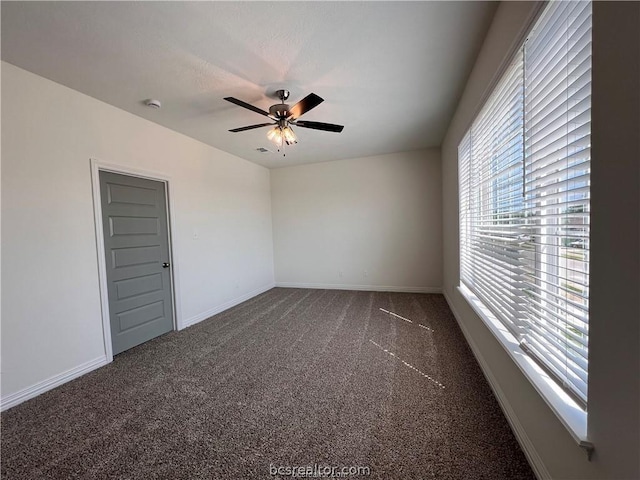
269, 103, 291, 119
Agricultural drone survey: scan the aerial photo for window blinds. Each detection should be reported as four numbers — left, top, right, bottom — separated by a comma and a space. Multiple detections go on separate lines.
459, 0, 591, 405
459, 53, 526, 336
522, 0, 591, 404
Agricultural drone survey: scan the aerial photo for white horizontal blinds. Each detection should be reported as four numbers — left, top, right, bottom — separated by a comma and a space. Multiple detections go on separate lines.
459, 53, 526, 336
458, 0, 592, 406
459, 132, 472, 289
522, 1, 592, 404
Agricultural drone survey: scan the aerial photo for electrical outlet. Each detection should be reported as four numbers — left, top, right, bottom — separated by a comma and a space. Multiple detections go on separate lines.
363, 270, 369, 277
339, 270, 343, 277
193, 229, 199, 240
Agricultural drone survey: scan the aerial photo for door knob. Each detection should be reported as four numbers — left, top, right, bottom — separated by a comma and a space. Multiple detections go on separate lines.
162, 262, 170, 268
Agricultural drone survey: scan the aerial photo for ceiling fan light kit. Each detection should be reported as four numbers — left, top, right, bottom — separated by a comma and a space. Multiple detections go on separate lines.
225, 89, 344, 156
267, 125, 297, 148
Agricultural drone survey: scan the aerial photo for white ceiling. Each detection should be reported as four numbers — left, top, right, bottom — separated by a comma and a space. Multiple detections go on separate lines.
1, 1, 497, 168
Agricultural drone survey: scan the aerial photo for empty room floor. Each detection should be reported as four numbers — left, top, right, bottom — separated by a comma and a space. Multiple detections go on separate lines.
1, 288, 534, 479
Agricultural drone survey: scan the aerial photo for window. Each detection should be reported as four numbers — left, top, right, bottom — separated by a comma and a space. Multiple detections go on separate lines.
459, 0, 591, 410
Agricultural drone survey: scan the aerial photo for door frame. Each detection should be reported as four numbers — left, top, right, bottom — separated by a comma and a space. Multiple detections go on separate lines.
90, 158, 182, 362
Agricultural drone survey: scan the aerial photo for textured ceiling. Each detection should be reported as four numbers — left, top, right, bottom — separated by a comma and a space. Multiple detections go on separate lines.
1, 1, 497, 168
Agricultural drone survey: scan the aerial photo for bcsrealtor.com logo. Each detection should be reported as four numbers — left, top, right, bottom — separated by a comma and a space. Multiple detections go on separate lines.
269, 464, 371, 478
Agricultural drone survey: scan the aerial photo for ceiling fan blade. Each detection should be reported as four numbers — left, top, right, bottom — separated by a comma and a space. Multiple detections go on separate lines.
293, 120, 344, 133
288, 93, 324, 119
224, 97, 270, 117
229, 122, 275, 133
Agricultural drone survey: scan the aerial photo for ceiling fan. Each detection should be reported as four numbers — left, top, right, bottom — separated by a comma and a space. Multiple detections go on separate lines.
224, 90, 344, 153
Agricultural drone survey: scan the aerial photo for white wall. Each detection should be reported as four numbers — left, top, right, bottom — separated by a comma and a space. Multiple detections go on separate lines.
271, 150, 442, 292
1, 62, 275, 404
441, 2, 639, 479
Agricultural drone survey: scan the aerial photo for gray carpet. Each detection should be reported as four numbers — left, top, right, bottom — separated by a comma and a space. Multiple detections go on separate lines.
1, 288, 535, 479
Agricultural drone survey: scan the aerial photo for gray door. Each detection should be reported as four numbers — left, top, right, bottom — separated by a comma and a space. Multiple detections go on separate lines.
99, 171, 174, 355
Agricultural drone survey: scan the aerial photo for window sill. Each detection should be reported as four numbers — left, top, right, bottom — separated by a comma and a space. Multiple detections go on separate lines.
457, 285, 593, 454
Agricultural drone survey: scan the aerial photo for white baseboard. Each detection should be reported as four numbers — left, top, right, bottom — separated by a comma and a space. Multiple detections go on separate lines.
442, 290, 550, 480
0, 355, 109, 412
180, 283, 275, 330
275, 282, 442, 294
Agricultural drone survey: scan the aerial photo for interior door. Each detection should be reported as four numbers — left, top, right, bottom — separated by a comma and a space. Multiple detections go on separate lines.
99, 171, 174, 355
